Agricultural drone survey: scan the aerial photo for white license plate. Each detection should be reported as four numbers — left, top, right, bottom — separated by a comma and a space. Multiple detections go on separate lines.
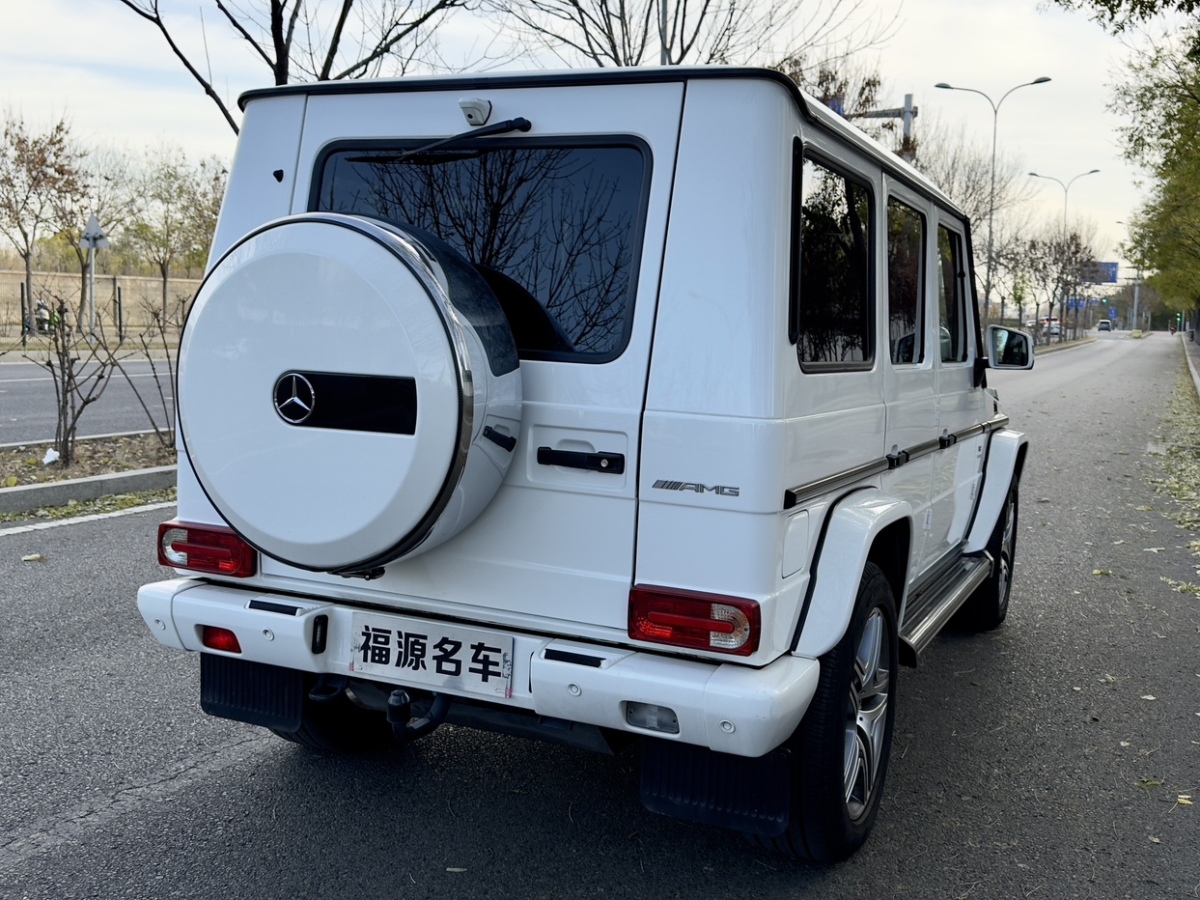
350, 611, 514, 699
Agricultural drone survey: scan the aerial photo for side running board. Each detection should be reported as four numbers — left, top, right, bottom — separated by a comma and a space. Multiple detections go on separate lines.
899, 554, 993, 666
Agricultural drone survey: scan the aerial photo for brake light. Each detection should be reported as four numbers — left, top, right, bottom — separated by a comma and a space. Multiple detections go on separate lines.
629, 586, 760, 656
158, 521, 257, 578
201, 626, 242, 653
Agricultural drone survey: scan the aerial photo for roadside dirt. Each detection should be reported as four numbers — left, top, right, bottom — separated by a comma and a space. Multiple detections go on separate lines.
0, 433, 176, 488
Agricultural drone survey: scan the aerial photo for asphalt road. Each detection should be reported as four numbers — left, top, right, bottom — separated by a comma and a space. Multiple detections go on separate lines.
0, 358, 173, 445
0, 332, 1198, 899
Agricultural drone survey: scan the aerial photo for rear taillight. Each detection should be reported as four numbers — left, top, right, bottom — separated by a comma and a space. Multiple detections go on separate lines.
201, 625, 242, 654
158, 521, 257, 578
629, 586, 760, 656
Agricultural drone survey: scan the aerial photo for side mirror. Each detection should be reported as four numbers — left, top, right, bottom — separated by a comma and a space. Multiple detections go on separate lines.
987, 325, 1035, 370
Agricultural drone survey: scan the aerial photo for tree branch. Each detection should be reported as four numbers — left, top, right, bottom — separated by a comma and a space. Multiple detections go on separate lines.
116, 0, 241, 134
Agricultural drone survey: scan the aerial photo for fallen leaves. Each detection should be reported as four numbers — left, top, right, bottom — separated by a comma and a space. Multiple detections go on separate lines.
0, 487, 176, 526
1160, 577, 1200, 595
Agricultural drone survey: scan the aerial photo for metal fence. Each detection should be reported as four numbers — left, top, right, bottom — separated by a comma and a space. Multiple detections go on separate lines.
0, 269, 201, 342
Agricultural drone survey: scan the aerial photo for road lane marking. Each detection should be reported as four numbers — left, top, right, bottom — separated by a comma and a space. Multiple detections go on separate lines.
0, 373, 165, 384
0, 502, 175, 537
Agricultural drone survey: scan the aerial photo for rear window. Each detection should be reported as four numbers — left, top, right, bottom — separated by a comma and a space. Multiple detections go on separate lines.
314, 141, 648, 362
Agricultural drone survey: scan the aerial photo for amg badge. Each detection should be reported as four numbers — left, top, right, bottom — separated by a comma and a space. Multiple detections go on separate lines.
652, 480, 740, 497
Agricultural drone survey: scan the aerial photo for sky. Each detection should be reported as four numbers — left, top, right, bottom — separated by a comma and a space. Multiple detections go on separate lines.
0, 0, 1152, 275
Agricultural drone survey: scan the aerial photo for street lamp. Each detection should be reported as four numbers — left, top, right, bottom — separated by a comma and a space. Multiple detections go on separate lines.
935, 76, 1051, 326
1027, 170, 1099, 340
1028, 169, 1101, 231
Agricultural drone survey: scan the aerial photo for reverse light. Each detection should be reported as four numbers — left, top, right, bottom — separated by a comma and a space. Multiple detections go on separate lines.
629, 586, 760, 656
158, 521, 257, 578
625, 701, 680, 734
201, 625, 242, 654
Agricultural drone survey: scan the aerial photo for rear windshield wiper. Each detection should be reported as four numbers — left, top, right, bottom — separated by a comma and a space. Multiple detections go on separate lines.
347, 117, 532, 165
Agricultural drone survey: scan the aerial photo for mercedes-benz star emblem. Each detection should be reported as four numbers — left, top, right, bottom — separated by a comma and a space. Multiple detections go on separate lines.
273, 373, 315, 424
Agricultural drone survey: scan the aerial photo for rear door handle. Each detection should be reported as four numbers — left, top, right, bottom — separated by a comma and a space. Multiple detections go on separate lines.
536, 447, 625, 474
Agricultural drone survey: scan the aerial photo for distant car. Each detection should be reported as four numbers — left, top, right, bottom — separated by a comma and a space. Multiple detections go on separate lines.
1097, 320, 1112, 332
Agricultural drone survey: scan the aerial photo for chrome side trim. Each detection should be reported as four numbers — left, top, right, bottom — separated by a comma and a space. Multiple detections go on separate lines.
784, 459, 890, 510
783, 415, 1012, 511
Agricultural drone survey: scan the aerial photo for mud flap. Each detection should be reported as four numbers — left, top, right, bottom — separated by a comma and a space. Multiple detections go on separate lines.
200, 653, 304, 731
640, 739, 790, 837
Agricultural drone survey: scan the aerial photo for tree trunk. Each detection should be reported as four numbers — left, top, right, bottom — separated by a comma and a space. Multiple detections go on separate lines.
23, 252, 34, 334
161, 259, 170, 324
76, 255, 89, 334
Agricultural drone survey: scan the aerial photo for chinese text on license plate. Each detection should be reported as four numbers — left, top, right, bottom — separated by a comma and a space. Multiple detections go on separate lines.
350, 611, 514, 699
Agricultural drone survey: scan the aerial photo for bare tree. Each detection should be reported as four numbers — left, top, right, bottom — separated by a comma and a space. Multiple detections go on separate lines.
54, 147, 143, 332
1024, 227, 1097, 343
128, 145, 199, 323
911, 114, 1035, 228
486, 0, 895, 69
182, 156, 229, 272
113, 304, 181, 449
116, 0, 476, 134
0, 113, 84, 335
27, 290, 122, 466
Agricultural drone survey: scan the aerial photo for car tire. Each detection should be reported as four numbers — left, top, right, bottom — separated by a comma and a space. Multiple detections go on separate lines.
956, 484, 1017, 631
763, 562, 898, 862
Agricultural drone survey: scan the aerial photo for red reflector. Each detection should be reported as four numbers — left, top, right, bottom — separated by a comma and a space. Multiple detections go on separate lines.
201, 626, 242, 654
629, 586, 760, 656
158, 520, 257, 577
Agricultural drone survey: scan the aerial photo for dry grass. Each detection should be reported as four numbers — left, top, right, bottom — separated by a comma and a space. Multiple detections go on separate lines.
0, 432, 175, 489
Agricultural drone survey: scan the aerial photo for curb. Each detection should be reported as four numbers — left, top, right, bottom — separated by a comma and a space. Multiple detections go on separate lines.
0, 466, 177, 515
1181, 334, 1200, 400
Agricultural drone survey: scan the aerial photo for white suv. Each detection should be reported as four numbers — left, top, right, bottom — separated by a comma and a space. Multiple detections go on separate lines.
138, 67, 1034, 862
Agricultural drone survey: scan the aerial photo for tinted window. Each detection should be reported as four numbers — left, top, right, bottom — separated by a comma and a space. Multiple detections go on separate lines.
316, 143, 646, 361
887, 197, 925, 365
937, 225, 968, 363
795, 155, 874, 368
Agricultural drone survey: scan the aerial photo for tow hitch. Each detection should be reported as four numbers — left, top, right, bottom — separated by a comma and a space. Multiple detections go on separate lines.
387, 689, 451, 742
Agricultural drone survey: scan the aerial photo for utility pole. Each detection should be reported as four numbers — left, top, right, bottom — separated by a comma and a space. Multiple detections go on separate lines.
81, 213, 110, 337
851, 94, 919, 162
659, 0, 667, 64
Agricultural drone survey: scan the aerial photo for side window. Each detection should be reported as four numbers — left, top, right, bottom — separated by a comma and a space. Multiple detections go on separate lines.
937, 225, 969, 363
887, 197, 925, 365
794, 153, 874, 369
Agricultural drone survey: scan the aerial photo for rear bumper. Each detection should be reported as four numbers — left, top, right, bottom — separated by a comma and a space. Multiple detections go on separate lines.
138, 578, 819, 757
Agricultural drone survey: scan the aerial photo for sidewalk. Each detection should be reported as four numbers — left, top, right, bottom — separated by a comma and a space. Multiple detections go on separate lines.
1179, 330, 1200, 398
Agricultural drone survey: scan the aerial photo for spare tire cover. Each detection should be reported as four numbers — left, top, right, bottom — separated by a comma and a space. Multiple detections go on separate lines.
178, 213, 522, 573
